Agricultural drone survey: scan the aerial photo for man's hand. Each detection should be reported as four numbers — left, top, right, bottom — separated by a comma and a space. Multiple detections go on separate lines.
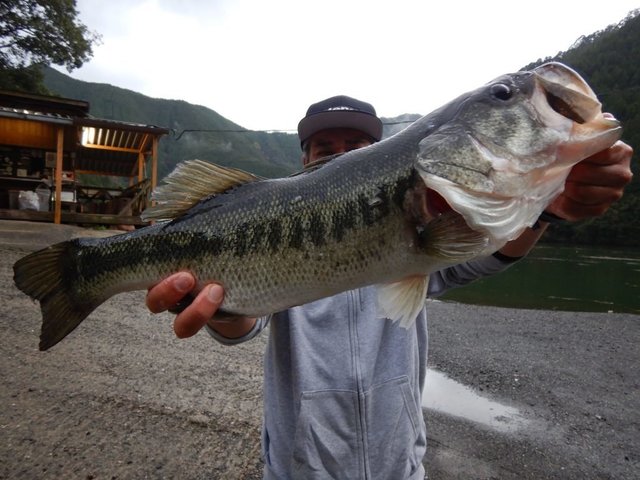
146, 272, 224, 338
546, 140, 633, 221
498, 140, 632, 258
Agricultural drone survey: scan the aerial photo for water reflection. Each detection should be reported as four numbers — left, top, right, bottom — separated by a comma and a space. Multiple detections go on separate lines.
422, 369, 527, 432
441, 245, 640, 314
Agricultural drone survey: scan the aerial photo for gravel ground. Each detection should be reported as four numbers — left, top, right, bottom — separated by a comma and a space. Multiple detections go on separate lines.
1, 221, 638, 479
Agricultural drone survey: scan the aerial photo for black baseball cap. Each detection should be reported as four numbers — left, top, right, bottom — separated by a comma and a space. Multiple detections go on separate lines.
297, 95, 383, 146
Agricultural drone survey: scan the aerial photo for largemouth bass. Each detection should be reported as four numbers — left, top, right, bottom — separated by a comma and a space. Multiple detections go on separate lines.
14, 62, 622, 350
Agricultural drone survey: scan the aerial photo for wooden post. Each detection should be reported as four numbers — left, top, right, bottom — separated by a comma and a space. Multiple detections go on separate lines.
54, 127, 64, 224
151, 136, 159, 191
138, 151, 145, 183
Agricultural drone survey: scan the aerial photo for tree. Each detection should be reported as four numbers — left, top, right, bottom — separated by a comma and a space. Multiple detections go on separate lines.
0, 0, 99, 93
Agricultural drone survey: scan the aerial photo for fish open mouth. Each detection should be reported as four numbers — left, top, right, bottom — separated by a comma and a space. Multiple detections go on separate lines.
426, 188, 454, 217
533, 62, 621, 149
533, 62, 602, 125
544, 91, 587, 124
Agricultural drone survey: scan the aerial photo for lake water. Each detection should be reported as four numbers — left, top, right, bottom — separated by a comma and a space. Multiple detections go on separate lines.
440, 244, 640, 314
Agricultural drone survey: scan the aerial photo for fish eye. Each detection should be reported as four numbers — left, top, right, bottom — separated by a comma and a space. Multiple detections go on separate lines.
490, 83, 513, 101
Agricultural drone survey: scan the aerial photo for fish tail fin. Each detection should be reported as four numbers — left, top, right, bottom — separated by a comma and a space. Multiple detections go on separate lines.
13, 241, 103, 351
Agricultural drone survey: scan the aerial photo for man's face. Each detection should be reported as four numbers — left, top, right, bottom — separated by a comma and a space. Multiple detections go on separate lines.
304, 128, 374, 165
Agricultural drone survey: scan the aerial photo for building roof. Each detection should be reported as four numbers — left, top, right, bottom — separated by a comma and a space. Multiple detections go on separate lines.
0, 89, 90, 117
0, 90, 170, 177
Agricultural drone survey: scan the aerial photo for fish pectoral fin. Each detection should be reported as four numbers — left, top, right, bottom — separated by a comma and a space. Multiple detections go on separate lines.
422, 211, 490, 260
142, 159, 263, 221
377, 275, 429, 329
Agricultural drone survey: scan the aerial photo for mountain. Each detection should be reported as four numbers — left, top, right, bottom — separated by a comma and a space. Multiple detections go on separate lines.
381, 114, 422, 138
42, 67, 302, 179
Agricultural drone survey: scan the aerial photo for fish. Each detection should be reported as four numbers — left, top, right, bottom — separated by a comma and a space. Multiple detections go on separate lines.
13, 62, 622, 350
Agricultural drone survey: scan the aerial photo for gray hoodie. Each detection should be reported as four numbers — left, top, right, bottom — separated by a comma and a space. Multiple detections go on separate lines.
209, 254, 513, 479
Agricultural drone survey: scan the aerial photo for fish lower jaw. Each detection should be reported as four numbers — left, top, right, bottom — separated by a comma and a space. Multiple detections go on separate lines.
564, 124, 623, 160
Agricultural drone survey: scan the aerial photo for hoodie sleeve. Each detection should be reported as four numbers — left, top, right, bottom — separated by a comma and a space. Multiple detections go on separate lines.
205, 315, 271, 346
427, 253, 520, 298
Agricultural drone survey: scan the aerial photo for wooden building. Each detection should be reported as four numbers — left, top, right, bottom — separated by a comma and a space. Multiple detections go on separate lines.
0, 90, 169, 226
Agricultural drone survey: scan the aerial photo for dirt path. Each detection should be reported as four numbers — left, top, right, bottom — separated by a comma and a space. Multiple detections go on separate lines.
1, 221, 638, 479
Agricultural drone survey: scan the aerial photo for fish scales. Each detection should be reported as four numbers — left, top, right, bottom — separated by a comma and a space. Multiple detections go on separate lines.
210, 149, 419, 308
13, 62, 623, 350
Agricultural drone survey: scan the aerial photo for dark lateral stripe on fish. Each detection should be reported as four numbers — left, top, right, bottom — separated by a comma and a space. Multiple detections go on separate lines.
308, 212, 327, 247
358, 196, 376, 226
331, 207, 351, 242
392, 172, 418, 209
71, 177, 413, 284
77, 231, 202, 282
218, 173, 415, 255
267, 218, 283, 252
288, 217, 305, 250
233, 226, 249, 256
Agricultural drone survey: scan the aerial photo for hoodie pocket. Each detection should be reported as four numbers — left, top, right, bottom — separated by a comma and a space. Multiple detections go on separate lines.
291, 389, 362, 479
290, 377, 425, 480
365, 376, 425, 479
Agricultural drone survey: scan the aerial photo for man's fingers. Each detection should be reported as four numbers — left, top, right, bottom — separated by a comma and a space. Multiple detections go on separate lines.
561, 181, 625, 206
549, 194, 610, 221
548, 141, 633, 221
174, 284, 224, 338
566, 142, 633, 187
573, 140, 633, 167
567, 160, 633, 189
146, 272, 195, 313
146, 273, 225, 339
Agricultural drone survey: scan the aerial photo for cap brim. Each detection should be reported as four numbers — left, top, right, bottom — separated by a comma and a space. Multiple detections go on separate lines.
298, 111, 383, 145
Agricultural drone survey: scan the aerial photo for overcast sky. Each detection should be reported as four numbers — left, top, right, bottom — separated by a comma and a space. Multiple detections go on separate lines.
65, 0, 639, 132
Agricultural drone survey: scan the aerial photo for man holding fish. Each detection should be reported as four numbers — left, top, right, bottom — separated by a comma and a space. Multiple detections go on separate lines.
146, 72, 632, 478
13, 63, 633, 480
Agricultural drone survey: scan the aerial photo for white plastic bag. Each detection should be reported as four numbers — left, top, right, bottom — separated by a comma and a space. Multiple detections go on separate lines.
18, 190, 39, 211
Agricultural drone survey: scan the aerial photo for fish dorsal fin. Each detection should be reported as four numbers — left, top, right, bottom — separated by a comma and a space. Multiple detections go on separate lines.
287, 152, 345, 178
377, 275, 430, 328
141, 159, 262, 221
